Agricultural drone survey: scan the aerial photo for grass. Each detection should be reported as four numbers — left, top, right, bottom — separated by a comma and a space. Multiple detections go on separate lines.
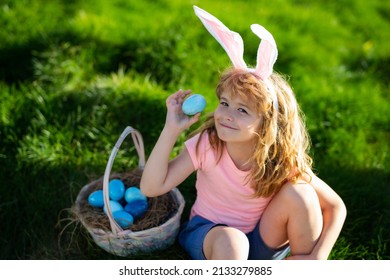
0, 0, 389, 260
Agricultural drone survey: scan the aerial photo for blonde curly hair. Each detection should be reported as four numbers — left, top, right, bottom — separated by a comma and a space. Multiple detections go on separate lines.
195, 68, 313, 197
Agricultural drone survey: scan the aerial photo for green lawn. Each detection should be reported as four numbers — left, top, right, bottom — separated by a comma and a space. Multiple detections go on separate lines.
0, 0, 389, 260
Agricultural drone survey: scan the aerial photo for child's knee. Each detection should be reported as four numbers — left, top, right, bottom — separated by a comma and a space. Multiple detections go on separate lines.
204, 227, 249, 259
282, 183, 323, 254
280, 182, 321, 213
259, 183, 322, 250
220, 227, 249, 250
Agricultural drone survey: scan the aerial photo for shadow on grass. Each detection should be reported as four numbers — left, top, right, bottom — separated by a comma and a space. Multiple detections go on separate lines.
0, 28, 183, 88
315, 162, 390, 260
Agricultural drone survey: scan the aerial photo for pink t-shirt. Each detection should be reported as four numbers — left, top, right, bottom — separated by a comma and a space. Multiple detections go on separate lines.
185, 132, 272, 233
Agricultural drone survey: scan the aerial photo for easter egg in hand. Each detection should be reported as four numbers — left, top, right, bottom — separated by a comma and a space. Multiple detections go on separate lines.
125, 187, 147, 204
124, 199, 148, 219
103, 200, 123, 214
88, 190, 104, 208
113, 211, 134, 228
109, 179, 125, 201
182, 94, 206, 115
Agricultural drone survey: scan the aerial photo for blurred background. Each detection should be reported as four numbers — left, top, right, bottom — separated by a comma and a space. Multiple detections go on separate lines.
0, 0, 388, 259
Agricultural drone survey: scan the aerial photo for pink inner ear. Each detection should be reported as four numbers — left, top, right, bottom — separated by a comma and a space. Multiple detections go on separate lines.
256, 41, 276, 79
194, 5, 247, 69
202, 18, 247, 69
250, 24, 278, 79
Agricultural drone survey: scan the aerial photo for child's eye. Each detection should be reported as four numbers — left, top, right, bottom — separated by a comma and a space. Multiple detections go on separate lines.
238, 108, 248, 114
220, 101, 228, 107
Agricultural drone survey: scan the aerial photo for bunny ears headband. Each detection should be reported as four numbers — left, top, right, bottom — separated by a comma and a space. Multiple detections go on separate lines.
193, 5, 279, 110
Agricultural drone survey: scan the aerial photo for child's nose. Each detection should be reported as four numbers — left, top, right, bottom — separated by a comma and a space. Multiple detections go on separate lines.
224, 109, 234, 121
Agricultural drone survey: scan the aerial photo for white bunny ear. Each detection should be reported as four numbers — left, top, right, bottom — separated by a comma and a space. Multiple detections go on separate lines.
194, 5, 247, 69
251, 24, 278, 80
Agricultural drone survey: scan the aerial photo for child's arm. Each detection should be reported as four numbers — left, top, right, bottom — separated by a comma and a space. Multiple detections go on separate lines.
287, 170, 347, 260
140, 90, 199, 197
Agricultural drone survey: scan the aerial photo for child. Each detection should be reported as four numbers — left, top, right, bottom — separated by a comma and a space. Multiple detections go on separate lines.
140, 6, 346, 260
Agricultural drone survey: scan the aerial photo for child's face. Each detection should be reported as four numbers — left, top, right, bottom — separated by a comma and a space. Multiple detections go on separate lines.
214, 91, 261, 144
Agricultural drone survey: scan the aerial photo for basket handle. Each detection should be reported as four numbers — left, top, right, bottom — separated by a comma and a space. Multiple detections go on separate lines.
102, 126, 145, 234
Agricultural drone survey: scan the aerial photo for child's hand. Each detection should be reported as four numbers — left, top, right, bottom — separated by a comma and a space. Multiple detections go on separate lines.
165, 89, 200, 134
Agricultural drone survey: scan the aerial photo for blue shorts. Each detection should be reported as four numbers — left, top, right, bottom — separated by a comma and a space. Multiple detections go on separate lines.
178, 215, 290, 260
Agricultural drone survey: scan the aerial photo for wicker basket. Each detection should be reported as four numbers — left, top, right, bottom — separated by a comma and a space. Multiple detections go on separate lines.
73, 126, 185, 257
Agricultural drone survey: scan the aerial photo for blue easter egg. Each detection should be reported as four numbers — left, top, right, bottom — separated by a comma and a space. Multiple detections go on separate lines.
125, 187, 147, 204
103, 200, 124, 214
109, 179, 125, 201
182, 94, 206, 115
88, 190, 104, 208
124, 200, 149, 219
113, 211, 134, 228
